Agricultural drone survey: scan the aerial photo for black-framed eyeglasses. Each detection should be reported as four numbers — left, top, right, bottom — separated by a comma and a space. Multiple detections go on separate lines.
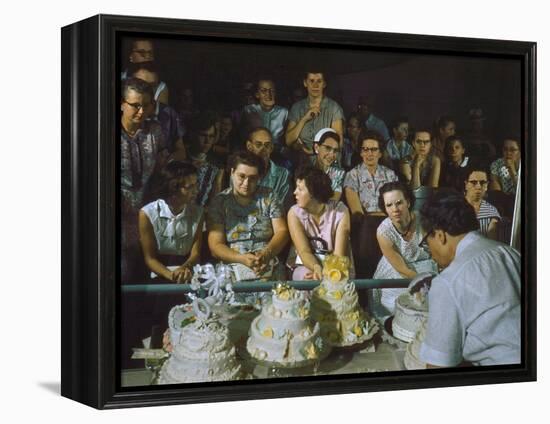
123, 100, 149, 111
467, 179, 488, 186
419, 230, 433, 250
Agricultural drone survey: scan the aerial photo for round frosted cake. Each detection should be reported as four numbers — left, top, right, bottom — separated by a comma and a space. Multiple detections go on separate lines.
404, 318, 428, 370
159, 299, 245, 384
310, 255, 376, 347
246, 283, 328, 367
392, 290, 429, 343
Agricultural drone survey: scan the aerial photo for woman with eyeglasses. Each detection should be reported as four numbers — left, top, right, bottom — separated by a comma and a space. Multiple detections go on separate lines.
344, 130, 398, 277
207, 151, 289, 291
120, 77, 165, 283
138, 161, 204, 283
310, 128, 346, 202
490, 138, 520, 195
464, 165, 501, 240
287, 166, 354, 280
400, 129, 441, 189
370, 181, 437, 325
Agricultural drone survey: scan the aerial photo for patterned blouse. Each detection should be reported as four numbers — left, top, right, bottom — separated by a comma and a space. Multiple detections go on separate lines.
191, 155, 221, 207
121, 120, 163, 211
207, 187, 284, 254
490, 158, 518, 195
343, 163, 398, 213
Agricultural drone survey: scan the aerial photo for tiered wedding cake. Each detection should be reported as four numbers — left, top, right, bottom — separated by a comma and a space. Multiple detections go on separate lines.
310, 255, 376, 347
159, 299, 245, 383
392, 274, 431, 343
246, 283, 328, 367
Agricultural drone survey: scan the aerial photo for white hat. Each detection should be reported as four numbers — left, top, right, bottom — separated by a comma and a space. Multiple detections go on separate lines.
314, 127, 337, 143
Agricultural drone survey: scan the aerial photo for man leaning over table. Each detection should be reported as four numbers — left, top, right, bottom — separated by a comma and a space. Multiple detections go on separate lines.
418, 191, 521, 367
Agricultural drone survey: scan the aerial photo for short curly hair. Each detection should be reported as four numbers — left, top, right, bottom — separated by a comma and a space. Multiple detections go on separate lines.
377, 181, 415, 213
295, 166, 333, 204
420, 190, 479, 236
151, 160, 198, 201
228, 150, 266, 178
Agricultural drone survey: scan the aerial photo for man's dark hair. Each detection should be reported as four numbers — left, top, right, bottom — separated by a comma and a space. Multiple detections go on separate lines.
127, 61, 159, 79
303, 71, 327, 81
228, 150, 266, 177
121, 77, 154, 100
435, 115, 455, 131
154, 160, 198, 200
390, 116, 409, 131
378, 181, 415, 213
420, 191, 479, 236
246, 126, 272, 143
295, 166, 333, 204
256, 76, 275, 91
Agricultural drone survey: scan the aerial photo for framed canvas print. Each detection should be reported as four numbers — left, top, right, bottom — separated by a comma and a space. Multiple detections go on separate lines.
61, 14, 536, 409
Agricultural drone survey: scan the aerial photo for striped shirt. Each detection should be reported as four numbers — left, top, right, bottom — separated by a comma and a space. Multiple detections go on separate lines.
477, 200, 501, 236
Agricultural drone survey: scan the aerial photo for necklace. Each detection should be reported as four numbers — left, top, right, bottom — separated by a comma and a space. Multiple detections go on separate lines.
392, 214, 413, 237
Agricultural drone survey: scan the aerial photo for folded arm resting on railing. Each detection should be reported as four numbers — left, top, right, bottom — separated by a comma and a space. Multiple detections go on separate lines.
121, 278, 411, 294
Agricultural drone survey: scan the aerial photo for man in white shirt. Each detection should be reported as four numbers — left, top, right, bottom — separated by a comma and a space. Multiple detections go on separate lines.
418, 192, 521, 367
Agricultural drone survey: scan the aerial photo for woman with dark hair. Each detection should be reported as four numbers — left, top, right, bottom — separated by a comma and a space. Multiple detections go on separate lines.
287, 166, 353, 280
207, 151, 289, 289
370, 181, 437, 323
440, 135, 469, 192
344, 129, 398, 277
120, 77, 165, 283
400, 129, 441, 189
138, 161, 204, 283
463, 165, 500, 240
432, 115, 456, 159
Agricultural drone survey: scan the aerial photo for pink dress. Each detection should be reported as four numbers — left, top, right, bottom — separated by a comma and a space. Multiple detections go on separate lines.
287, 200, 355, 280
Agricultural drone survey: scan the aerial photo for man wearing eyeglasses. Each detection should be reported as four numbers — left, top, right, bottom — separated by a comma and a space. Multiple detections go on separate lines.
244, 77, 288, 152
122, 39, 169, 107
120, 77, 165, 283
418, 192, 520, 367
245, 127, 292, 211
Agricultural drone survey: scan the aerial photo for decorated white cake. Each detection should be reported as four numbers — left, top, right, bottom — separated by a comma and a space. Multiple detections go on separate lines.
246, 283, 329, 367
310, 255, 376, 347
159, 298, 245, 384
404, 318, 428, 370
392, 275, 431, 343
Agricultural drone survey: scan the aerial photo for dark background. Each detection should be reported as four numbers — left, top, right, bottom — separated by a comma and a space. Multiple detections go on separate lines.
124, 35, 521, 146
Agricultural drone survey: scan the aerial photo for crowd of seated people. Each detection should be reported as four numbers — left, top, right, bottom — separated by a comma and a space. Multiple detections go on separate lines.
119, 39, 521, 287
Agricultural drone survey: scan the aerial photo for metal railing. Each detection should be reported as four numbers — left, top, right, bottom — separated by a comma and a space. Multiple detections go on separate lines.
121, 278, 411, 294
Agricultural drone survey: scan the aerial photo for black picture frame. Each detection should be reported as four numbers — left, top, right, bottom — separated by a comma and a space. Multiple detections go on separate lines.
61, 14, 536, 409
